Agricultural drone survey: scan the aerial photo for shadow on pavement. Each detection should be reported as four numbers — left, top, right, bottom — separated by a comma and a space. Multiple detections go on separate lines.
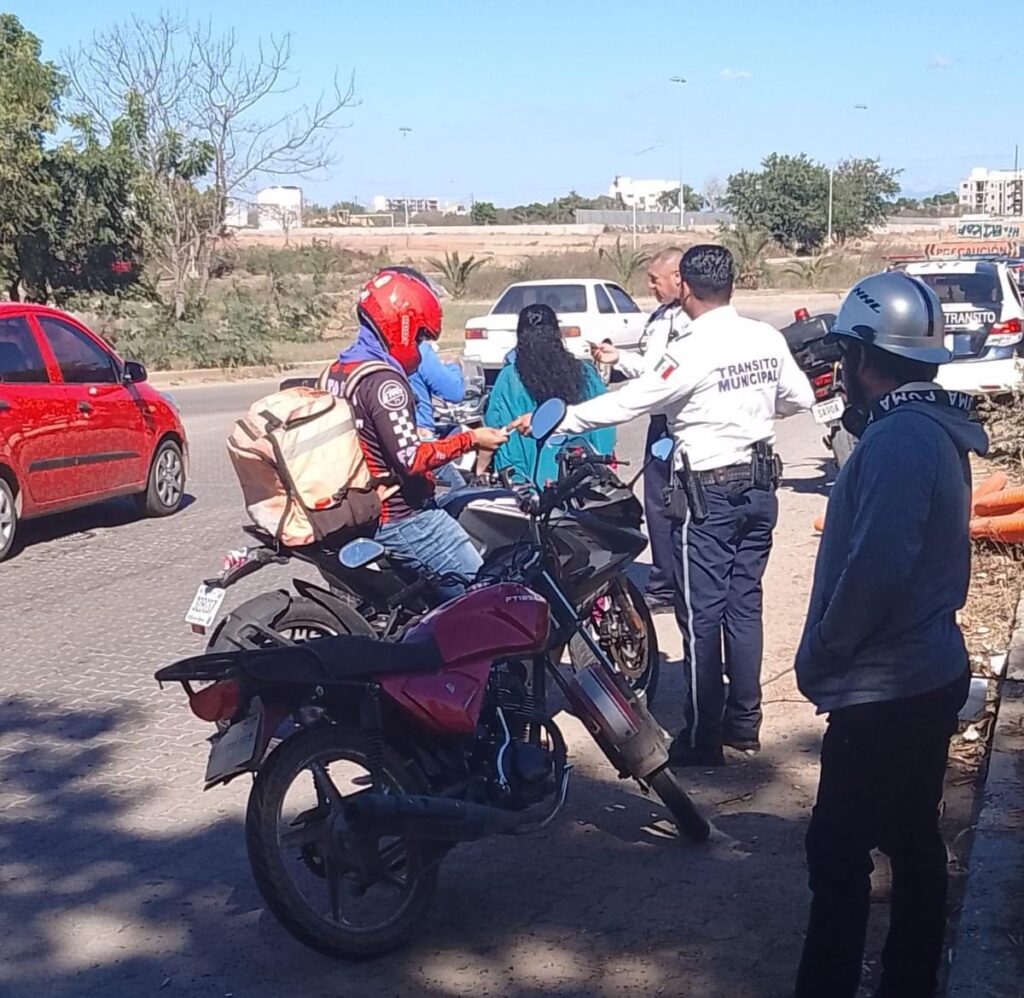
0, 693, 821, 998
9, 493, 198, 562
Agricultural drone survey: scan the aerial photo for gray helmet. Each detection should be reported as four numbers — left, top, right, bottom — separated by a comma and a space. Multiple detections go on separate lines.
828, 271, 951, 364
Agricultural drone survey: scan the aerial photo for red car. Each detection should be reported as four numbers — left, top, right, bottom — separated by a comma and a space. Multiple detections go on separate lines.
0, 303, 188, 560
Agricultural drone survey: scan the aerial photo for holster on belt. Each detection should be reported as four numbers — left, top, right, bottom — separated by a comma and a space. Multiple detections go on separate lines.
662, 449, 708, 524
751, 440, 783, 491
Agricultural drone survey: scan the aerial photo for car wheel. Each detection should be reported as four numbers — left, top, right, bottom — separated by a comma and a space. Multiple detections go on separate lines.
138, 439, 185, 517
0, 478, 17, 562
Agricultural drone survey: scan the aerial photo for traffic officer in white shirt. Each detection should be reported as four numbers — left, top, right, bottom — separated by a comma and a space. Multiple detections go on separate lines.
558, 245, 814, 767
594, 247, 687, 612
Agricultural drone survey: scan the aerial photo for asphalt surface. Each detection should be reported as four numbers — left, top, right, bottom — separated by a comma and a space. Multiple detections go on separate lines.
0, 307, 839, 998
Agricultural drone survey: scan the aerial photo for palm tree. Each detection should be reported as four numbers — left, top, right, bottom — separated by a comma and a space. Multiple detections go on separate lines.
425, 251, 490, 299
783, 256, 838, 289
598, 236, 650, 288
718, 224, 774, 289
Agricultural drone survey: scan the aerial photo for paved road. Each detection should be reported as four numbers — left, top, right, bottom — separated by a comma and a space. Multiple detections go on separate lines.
0, 312, 837, 998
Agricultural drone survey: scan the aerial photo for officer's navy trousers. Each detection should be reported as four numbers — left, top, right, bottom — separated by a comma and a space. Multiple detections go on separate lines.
643, 415, 675, 600
671, 483, 778, 749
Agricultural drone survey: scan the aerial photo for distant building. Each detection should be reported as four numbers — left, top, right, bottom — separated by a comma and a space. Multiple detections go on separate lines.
372, 195, 441, 214
256, 186, 304, 231
224, 198, 253, 228
959, 167, 1024, 216
608, 176, 680, 213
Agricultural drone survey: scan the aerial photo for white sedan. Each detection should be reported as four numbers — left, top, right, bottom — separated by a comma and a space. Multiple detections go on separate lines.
462, 279, 647, 382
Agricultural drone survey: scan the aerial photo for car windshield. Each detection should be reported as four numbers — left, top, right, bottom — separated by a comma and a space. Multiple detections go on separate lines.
915, 271, 1002, 305
492, 284, 587, 314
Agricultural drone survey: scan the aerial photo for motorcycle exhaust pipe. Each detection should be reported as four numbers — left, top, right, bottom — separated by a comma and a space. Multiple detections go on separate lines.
343, 793, 525, 843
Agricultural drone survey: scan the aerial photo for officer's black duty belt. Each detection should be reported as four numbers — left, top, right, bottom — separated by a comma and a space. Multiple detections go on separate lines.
696, 463, 757, 487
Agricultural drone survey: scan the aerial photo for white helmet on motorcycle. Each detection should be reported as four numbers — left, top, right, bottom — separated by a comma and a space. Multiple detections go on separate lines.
828, 271, 952, 365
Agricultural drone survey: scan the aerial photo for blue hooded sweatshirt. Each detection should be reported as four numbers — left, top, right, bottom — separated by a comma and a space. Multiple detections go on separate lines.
336, 324, 405, 372
795, 383, 988, 714
410, 342, 465, 433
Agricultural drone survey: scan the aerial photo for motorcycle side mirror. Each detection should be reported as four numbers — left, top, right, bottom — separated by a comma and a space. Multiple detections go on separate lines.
650, 438, 673, 462
547, 434, 568, 449
338, 538, 385, 570
627, 436, 675, 491
530, 398, 566, 442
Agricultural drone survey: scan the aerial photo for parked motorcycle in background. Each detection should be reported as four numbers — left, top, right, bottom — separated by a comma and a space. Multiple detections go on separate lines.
158, 400, 708, 960
779, 307, 855, 469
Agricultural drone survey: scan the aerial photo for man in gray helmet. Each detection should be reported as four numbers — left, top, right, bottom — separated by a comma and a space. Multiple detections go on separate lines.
794, 271, 987, 998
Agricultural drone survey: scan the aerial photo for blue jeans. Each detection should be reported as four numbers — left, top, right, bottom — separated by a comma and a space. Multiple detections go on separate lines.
375, 507, 483, 600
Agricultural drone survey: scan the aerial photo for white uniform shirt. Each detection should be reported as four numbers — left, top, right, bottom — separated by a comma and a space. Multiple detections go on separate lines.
616, 302, 688, 378
560, 305, 815, 471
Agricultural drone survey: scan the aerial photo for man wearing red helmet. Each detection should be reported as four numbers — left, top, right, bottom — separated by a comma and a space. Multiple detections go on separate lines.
324, 270, 506, 591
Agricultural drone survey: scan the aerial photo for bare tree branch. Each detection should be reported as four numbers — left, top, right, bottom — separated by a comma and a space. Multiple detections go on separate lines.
60, 11, 358, 314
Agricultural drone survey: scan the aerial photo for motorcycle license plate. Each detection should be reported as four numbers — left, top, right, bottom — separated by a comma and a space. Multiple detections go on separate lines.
205, 711, 261, 784
185, 584, 226, 634
811, 397, 845, 425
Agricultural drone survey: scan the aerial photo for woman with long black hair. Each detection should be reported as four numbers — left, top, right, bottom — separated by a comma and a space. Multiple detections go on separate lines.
481, 303, 614, 484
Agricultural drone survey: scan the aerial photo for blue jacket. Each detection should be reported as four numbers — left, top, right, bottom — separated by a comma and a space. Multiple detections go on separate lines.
485, 361, 615, 486
410, 343, 464, 432
795, 386, 988, 713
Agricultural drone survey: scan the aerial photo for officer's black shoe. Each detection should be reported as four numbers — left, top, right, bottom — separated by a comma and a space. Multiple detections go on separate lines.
644, 592, 675, 615
722, 736, 761, 756
668, 738, 725, 768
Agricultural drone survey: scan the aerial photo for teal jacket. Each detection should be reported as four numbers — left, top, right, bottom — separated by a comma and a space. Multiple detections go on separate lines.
484, 360, 616, 485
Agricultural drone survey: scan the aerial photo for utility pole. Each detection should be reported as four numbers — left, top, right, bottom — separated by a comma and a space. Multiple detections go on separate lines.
670, 76, 687, 229
827, 104, 868, 249
399, 126, 412, 229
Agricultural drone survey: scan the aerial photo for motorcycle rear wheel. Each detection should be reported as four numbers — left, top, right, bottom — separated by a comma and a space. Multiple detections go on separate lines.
649, 766, 711, 844
246, 725, 439, 959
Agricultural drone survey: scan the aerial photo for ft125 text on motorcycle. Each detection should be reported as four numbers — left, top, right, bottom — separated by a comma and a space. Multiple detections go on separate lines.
166, 249, 980, 991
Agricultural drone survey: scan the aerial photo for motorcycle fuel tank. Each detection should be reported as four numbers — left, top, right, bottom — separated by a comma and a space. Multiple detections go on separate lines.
378, 583, 550, 736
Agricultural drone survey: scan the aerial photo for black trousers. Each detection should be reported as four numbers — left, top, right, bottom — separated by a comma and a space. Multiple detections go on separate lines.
671, 482, 778, 749
643, 416, 674, 599
795, 670, 969, 998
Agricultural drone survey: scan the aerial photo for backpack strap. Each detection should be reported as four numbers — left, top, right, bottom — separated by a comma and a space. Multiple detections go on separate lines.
341, 360, 399, 401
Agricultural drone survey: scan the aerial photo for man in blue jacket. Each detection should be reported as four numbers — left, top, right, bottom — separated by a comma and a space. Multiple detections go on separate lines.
410, 340, 466, 488
794, 272, 987, 998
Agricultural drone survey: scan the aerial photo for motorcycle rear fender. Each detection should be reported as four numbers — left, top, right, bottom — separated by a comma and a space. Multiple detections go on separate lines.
292, 578, 376, 636
210, 589, 294, 651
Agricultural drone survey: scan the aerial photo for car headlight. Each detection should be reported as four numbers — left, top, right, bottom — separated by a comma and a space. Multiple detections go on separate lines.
159, 390, 182, 414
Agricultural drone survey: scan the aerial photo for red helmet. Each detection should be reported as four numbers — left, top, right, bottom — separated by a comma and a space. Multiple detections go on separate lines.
358, 271, 442, 373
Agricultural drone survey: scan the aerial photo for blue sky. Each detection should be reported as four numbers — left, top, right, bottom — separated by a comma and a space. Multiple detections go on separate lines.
9, 0, 1023, 206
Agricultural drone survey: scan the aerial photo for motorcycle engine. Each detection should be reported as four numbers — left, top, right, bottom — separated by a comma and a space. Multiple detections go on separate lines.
478, 661, 555, 810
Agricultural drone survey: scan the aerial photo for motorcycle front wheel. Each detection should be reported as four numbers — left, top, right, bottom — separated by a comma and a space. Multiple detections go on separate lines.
649, 766, 711, 844
246, 725, 439, 959
569, 578, 660, 703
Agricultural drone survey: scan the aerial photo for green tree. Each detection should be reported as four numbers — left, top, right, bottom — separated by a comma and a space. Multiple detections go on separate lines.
471, 201, 498, 225
830, 157, 902, 244
725, 153, 829, 252
0, 15, 64, 300
16, 124, 145, 303
655, 185, 704, 212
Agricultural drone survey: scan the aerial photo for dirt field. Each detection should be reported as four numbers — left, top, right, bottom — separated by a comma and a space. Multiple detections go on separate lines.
231, 225, 941, 264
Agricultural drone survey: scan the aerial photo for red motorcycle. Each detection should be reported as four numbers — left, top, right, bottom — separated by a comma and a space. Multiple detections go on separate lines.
156, 400, 709, 959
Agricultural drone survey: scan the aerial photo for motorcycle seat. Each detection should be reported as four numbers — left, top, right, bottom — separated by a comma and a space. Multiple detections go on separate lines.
157, 634, 444, 686
435, 486, 515, 519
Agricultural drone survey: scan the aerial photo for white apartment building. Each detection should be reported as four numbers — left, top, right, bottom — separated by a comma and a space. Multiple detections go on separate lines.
608, 176, 680, 212
959, 167, 1024, 216
372, 195, 441, 214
